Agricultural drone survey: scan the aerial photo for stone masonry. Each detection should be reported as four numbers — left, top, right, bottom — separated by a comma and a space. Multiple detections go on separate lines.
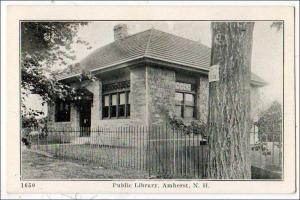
146, 66, 176, 128
48, 64, 261, 134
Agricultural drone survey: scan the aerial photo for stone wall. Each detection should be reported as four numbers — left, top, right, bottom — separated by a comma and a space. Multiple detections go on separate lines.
85, 80, 101, 128
47, 102, 79, 135
89, 67, 147, 137
48, 65, 261, 133
48, 66, 211, 132
130, 66, 147, 124
146, 66, 176, 128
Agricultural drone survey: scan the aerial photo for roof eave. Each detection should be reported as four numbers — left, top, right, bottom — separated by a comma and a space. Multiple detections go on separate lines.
143, 56, 209, 74
90, 56, 145, 75
56, 57, 145, 81
57, 57, 267, 87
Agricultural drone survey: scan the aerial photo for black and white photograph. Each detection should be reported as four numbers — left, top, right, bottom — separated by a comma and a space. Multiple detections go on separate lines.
20, 20, 284, 180
2, 4, 297, 197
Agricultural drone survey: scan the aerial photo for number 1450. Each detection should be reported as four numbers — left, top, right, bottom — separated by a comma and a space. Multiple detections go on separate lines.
21, 182, 35, 188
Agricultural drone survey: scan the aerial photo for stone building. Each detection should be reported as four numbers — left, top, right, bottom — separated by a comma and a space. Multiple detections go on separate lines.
47, 24, 266, 138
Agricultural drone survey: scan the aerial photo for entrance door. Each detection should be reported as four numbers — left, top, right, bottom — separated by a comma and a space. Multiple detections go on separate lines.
79, 101, 91, 137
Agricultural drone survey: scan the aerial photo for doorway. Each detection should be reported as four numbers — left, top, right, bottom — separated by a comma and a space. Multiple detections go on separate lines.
79, 101, 91, 137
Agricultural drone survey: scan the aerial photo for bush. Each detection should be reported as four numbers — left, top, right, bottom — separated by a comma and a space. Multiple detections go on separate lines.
168, 114, 207, 137
257, 101, 282, 142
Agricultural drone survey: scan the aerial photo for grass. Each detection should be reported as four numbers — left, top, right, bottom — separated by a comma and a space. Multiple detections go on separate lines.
30, 140, 282, 178
31, 142, 209, 179
22, 147, 148, 179
25, 142, 282, 179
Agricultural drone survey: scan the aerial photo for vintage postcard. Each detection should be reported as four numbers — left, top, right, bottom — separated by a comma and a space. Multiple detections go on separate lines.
2, 4, 297, 197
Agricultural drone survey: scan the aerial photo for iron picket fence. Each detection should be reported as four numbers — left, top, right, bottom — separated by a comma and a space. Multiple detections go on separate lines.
25, 124, 209, 178
249, 122, 282, 174
23, 122, 282, 179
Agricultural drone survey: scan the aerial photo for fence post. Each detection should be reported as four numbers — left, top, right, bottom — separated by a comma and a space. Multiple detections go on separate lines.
143, 126, 146, 170
58, 127, 65, 162
272, 132, 275, 165
37, 129, 39, 147
279, 125, 282, 168
184, 128, 186, 177
155, 125, 158, 174
189, 130, 191, 176
173, 127, 176, 175
148, 125, 151, 177
139, 126, 142, 170
259, 131, 262, 168
158, 126, 163, 174
116, 127, 119, 167
165, 123, 168, 176
253, 125, 256, 146
201, 138, 204, 178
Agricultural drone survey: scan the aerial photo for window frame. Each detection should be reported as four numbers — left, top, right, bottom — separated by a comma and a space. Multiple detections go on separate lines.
175, 81, 196, 119
55, 100, 71, 122
102, 82, 130, 119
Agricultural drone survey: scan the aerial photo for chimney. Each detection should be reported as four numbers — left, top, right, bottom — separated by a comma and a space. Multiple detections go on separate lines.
113, 24, 128, 40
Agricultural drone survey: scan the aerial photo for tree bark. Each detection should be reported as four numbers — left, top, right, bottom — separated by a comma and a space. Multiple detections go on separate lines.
207, 22, 254, 179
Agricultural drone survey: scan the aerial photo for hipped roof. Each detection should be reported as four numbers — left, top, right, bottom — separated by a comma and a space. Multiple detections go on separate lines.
59, 28, 266, 86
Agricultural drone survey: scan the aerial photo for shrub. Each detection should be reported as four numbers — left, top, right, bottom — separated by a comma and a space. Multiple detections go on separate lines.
167, 114, 207, 137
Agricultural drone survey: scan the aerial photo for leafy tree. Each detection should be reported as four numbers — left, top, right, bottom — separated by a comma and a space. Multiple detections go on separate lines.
270, 22, 283, 31
21, 22, 91, 126
256, 101, 282, 142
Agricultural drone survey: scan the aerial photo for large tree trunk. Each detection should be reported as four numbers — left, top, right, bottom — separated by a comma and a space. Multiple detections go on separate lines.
207, 22, 254, 179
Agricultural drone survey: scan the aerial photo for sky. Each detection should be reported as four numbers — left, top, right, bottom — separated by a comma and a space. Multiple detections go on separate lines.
25, 21, 283, 116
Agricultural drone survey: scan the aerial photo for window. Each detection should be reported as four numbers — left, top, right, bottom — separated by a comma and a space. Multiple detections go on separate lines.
102, 80, 130, 119
175, 82, 196, 118
175, 92, 184, 117
111, 94, 117, 117
119, 92, 126, 117
127, 92, 131, 117
103, 95, 109, 118
55, 100, 71, 122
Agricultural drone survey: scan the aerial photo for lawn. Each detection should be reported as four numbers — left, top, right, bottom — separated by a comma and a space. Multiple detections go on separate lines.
21, 146, 148, 179
23, 143, 281, 179
30, 141, 209, 179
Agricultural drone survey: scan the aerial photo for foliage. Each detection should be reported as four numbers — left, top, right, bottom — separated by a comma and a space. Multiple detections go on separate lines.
256, 101, 282, 142
22, 115, 47, 130
22, 114, 40, 128
168, 113, 207, 137
270, 22, 283, 31
21, 22, 91, 127
252, 142, 271, 156
155, 102, 207, 136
